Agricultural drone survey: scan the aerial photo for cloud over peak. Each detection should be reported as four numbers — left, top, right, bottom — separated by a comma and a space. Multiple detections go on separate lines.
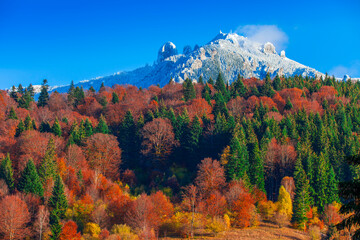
235, 25, 288, 50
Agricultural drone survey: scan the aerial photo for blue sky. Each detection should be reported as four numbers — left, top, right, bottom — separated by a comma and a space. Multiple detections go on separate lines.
0, 0, 359, 89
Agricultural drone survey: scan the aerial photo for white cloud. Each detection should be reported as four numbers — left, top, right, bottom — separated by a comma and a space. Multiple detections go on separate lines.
235, 25, 289, 50
329, 61, 360, 78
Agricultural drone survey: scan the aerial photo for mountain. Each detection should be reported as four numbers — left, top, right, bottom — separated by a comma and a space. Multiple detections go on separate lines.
49, 31, 324, 93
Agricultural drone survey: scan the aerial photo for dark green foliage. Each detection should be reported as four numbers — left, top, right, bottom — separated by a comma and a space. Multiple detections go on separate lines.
7, 107, 18, 120
231, 74, 247, 97
40, 121, 52, 133
292, 159, 312, 230
95, 115, 109, 134
49, 174, 68, 218
213, 92, 228, 117
183, 78, 196, 102
198, 75, 204, 84
112, 92, 120, 104
52, 118, 62, 137
18, 159, 43, 197
273, 74, 282, 91
0, 153, 15, 192
89, 86, 96, 93
227, 126, 249, 180
98, 96, 108, 107
49, 208, 62, 240
15, 120, 25, 137
207, 77, 214, 85
38, 138, 57, 184
284, 97, 293, 110
261, 73, 275, 97
337, 155, 360, 238
24, 115, 33, 131
84, 118, 93, 137
38, 79, 50, 107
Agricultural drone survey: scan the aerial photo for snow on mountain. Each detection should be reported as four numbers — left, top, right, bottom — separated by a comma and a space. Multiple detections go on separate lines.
51, 31, 324, 93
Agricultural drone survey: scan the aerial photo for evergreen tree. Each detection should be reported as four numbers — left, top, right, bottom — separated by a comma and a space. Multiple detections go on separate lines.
273, 74, 282, 91
89, 86, 96, 93
198, 75, 204, 85
10, 86, 18, 102
327, 166, 340, 204
261, 73, 275, 97
208, 77, 214, 85
0, 153, 15, 192
201, 83, 212, 105
39, 121, 52, 133
183, 78, 196, 102
84, 118, 93, 137
18, 159, 43, 197
49, 174, 68, 218
38, 138, 57, 184
15, 120, 25, 137
49, 208, 62, 240
231, 74, 247, 97
247, 128, 265, 192
7, 107, 18, 120
51, 118, 62, 137
95, 115, 109, 134
38, 79, 50, 107
213, 92, 228, 117
118, 111, 138, 168
314, 153, 329, 212
24, 115, 33, 131
227, 127, 249, 180
284, 97, 293, 110
292, 159, 312, 230
112, 92, 120, 104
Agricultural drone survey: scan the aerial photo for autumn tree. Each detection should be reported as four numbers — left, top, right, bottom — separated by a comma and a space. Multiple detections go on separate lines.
141, 118, 177, 163
85, 133, 122, 179
0, 195, 30, 240
195, 158, 226, 196
59, 221, 81, 240
275, 186, 292, 226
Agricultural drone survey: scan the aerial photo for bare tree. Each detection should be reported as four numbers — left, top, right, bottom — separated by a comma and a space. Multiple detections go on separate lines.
34, 205, 49, 240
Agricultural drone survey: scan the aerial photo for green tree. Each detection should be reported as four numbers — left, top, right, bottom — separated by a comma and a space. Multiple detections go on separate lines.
284, 97, 293, 110
15, 120, 25, 137
183, 78, 196, 102
49, 174, 68, 218
292, 159, 312, 230
84, 118, 93, 137
7, 107, 18, 120
38, 79, 50, 107
17, 159, 43, 197
0, 153, 15, 192
227, 127, 249, 180
38, 138, 57, 184
247, 128, 265, 192
52, 118, 62, 137
95, 115, 109, 134
261, 73, 275, 97
112, 92, 120, 104
273, 74, 282, 91
50, 208, 62, 240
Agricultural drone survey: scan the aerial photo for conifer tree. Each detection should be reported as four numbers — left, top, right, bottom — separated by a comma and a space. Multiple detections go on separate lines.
201, 83, 212, 105
198, 75, 204, 85
0, 153, 15, 192
284, 97, 293, 110
39, 121, 52, 133
49, 174, 68, 218
49, 208, 62, 240
84, 118, 93, 137
95, 115, 109, 134
38, 79, 50, 107
292, 159, 312, 230
15, 120, 25, 137
231, 74, 247, 97
52, 118, 62, 137
18, 159, 43, 197
247, 128, 265, 192
7, 107, 18, 120
112, 92, 119, 104
208, 77, 214, 85
261, 73, 275, 97
227, 127, 249, 180
38, 138, 57, 184
273, 74, 282, 91
10, 86, 18, 102
314, 153, 329, 212
183, 78, 196, 102
327, 166, 340, 204
24, 115, 33, 131
213, 92, 228, 117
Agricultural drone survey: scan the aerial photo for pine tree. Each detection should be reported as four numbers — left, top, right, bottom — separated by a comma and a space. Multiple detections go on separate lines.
284, 97, 293, 110
52, 118, 62, 137
273, 74, 282, 91
18, 159, 43, 197
292, 159, 312, 230
227, 127, 249, 180
327, 166, 340, 204
261, 73, 275, 97
0, 153, 15, 192
10, 86, 18, 102
38, 79, 50, 107
38, 138, 57, 184
49, 208, 62, 240
84, 118, 93, 137
112, 92, 119, 104
118, 111, 138, 167
183, 78, 196, 102
7, 107, 18, 120
15, 120, 25, 137
49, 174, 68, 218
201, 83, 212, 105
231, 74, 247, 97
39, 121, 52, 133
95, 115, 109, 134
314, 153, 329, 212
213, 92, 228, 117
198, 75, 204, 85
24, 115, 33, 131
247, 128, 265, 192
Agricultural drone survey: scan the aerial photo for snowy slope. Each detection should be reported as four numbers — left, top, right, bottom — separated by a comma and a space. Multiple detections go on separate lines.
50, 32, 325, 93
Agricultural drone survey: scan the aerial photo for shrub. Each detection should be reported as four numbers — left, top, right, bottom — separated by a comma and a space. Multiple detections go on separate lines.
110, 224, 139, 240
308, 225, 321, 240
206, 217, 228, 233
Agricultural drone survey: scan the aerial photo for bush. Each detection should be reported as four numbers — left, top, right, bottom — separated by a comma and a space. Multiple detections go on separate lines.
308, 225, 321, 240
110, 224, 139, 240
206, 217, 228, 233
160, 212, 206, 237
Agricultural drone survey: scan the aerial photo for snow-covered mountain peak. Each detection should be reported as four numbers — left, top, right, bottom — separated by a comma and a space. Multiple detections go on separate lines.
157, 41, 178, 63
47, 31, 324, 93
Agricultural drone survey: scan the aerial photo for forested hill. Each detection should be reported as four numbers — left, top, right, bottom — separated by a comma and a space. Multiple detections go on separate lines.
0, 73, 358, 239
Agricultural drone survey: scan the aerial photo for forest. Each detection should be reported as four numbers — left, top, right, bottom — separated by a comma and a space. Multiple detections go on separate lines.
0, 73, 359, 240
